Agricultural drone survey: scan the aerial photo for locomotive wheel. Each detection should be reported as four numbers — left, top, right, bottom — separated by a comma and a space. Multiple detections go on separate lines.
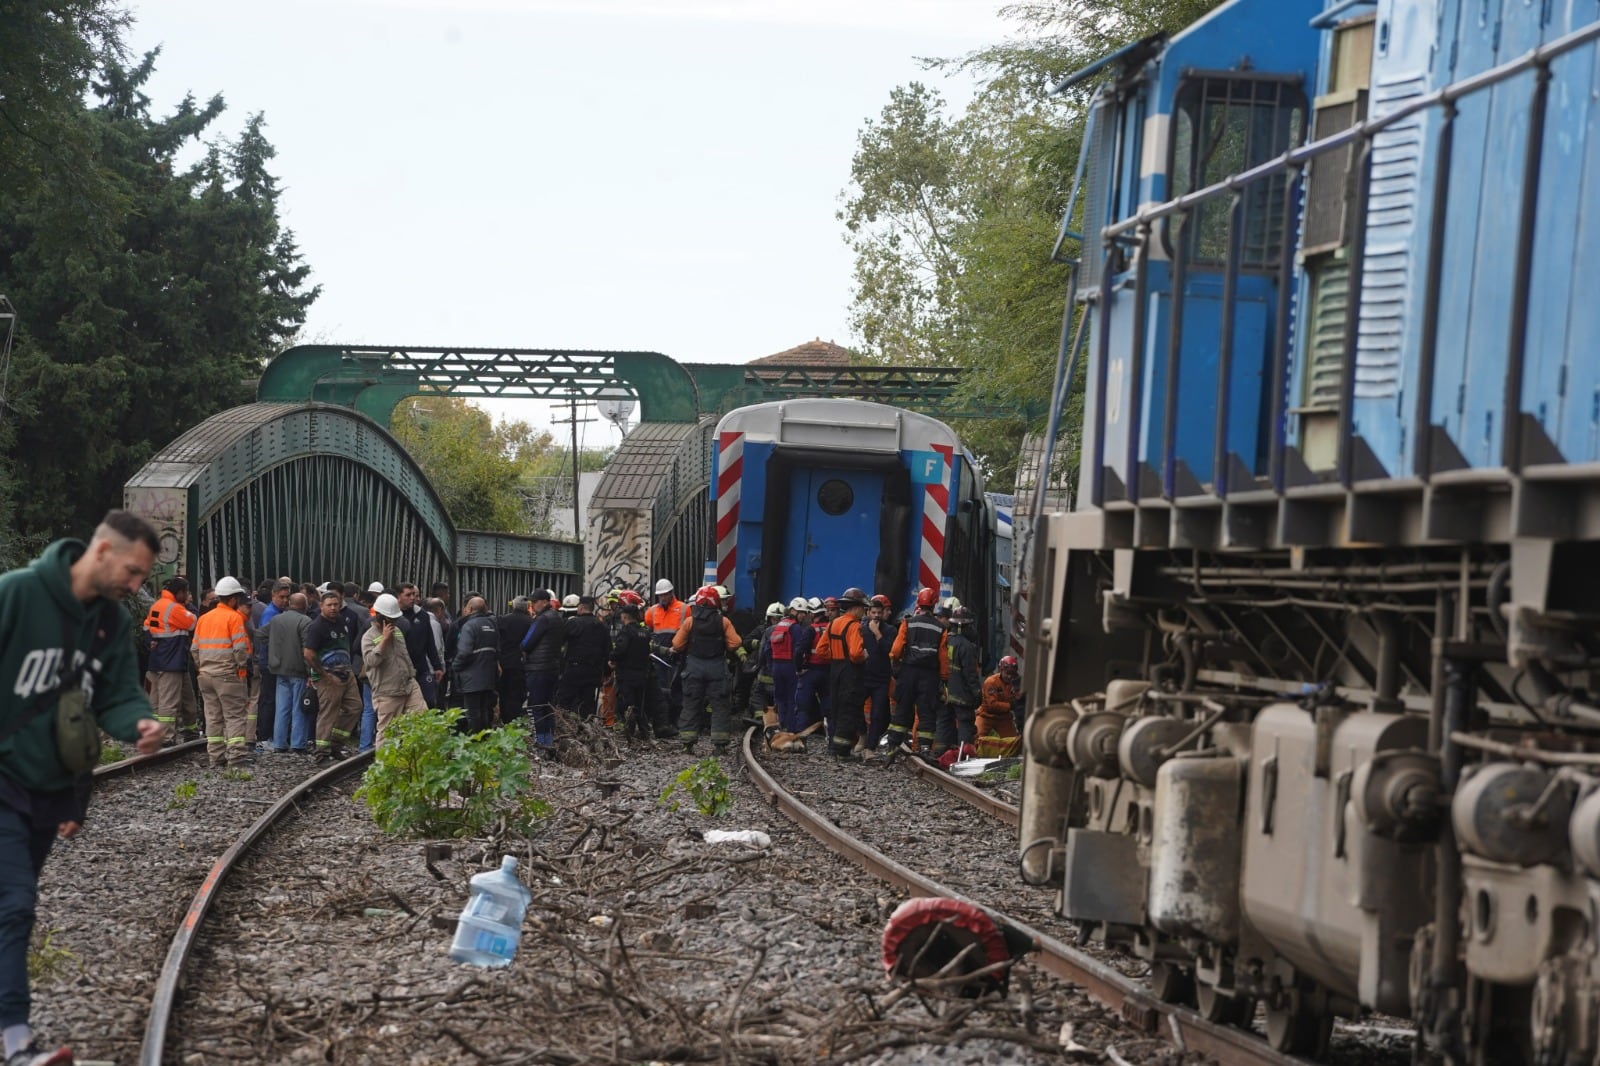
1196, 981, 1251, 1025
1150, 962, 1195, 1006
1265, 986, 1331, 1056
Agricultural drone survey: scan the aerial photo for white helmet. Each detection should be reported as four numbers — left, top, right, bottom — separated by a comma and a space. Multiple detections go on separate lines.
788, 596, 808, 613
373, 593, 403, 619
215, 576, 246, 597
806, 597, 822, 611
766, 602, 785, 619
367, 581, 386, 595
561, 593, 580, 610
654, 578, 674, 596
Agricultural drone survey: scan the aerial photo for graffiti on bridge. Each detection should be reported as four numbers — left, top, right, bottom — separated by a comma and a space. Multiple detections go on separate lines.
585, 506, 650, 597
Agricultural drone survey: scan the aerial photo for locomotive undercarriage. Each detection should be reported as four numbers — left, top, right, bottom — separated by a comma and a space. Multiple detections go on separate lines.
1018, 541, 1600, 1063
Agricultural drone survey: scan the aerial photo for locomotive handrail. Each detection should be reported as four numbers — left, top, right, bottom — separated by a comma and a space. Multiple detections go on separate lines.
1098, 17, 1600, 241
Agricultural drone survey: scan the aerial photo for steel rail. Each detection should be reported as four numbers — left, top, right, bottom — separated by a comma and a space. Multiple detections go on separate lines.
897, 754, 1019, 828
139, 751, 374, 1066
740, 729, 1306, 1066
91, 738, 208, 780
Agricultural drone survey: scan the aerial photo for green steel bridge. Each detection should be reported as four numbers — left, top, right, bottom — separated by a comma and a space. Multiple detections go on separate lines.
124, 344, 1021, 605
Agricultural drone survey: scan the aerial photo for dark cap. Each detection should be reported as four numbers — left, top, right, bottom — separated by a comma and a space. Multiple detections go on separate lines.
530, 589, 552, 603
578, 594, 597, 607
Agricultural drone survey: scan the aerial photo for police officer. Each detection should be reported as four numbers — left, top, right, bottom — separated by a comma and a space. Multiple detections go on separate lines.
887, 587, 948, 754
520, 590, 563, 750
495, 596, 533, 723
451, 596, 499, 734
555, 595, 609, 719
825, 588, 869, 759
671, 586, 742, 754
609, 601, 653, 737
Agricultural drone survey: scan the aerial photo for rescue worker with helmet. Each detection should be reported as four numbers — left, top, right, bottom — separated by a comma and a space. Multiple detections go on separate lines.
887, 587, 948, 753
825, 588, 870, 759
794, 598, 830, 737
765, 597, 806, 745
941, 605, 983, 763
644, 578, 686, 733
194, 576, 254, 766
977, 654, 1024, 756
362, 592, 428, 746
671, 585, 742, 753
745, 602, 783, 733
861, 594, 895, 748
143, 576, 198, 740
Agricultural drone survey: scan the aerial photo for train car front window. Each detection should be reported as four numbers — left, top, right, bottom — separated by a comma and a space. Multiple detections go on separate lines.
816, 479, 854, 516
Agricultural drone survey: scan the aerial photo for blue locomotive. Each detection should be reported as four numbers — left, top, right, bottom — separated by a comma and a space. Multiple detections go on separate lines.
1017, 2, 1600, 1061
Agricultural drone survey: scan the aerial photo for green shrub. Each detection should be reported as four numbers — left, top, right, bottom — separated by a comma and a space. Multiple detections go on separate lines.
659, 757, 732, 816
169, 780, 198, 809
98, 744, 125, 765
28, 928, 75, 982
356, 708, 543, 838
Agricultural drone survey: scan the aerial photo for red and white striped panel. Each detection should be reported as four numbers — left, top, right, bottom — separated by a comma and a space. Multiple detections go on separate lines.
714, 431, 744, 587
917, 444, 954, 591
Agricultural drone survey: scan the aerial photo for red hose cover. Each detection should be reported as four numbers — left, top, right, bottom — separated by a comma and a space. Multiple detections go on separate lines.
880, 896, 1011, 977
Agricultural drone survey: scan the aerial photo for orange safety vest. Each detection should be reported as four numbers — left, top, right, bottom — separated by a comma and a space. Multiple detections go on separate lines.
194, 603, 252, 678
645, 598, 686, 635
144, 590, 197, 637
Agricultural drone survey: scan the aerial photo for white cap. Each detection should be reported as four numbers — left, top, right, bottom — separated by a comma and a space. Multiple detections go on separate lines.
367, 581, 386, 594
215, 576, 246, 597
561, 593, 580, 609
654, 578, 674, 595
373, 593, 402, 619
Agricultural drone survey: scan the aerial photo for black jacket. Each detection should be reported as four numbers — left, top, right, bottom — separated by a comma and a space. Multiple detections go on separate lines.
611, 622, 651, 675
496, 610, 533, 671
451, 613, 499, 693
563, 613, 610, 672
946, 631, 982, 705
521, 608, 565, 674
402, 603, 442, 675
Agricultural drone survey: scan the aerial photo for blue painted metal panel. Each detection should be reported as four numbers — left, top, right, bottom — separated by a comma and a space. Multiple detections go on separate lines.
730, 441, 774, 610
1558, 40, 1600, 461
781, 467, 884, 599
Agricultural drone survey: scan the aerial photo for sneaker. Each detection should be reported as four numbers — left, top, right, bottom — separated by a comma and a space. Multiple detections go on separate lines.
6, 1043, 73, 1066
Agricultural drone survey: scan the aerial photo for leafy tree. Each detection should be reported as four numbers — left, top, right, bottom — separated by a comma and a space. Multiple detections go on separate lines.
0, 50, 318, 541
390, 396, 560, 533
840, 0, 1224, 491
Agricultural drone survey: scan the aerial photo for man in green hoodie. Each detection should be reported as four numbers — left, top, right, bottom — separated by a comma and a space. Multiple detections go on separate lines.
0, 510, 165, 1066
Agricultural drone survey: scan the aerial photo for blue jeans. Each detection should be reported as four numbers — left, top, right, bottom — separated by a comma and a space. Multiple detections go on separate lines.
525, 671, 559, 741
359, 681, 376, 750
275, 676, 309, 751
0, 804, 55, 1028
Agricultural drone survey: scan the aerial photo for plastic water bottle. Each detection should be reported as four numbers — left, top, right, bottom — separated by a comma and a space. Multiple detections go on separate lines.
448, 856, 532, 967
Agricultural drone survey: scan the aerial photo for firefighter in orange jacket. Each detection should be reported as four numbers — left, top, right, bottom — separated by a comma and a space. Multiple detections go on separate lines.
193, 575, 254, 766
670, 586, 742, 753
976, 655, 1023, 757
887, 587, 948, 753
645, 578, 687, 735
825, 588, 870, 759
144, 576, 199, 738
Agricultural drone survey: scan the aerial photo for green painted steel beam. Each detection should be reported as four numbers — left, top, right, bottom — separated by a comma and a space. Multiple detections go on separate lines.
683, 362, 1045, 420
259, 345, 702, 424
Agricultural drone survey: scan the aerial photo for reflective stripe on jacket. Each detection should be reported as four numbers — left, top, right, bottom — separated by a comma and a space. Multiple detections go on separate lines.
194, 603, 251, 678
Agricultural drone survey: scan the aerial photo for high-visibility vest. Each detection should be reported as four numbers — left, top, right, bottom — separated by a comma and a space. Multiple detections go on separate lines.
194, 604, 251, 678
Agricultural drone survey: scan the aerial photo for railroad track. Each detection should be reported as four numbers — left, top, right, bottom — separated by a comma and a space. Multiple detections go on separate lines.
133, 749, 373, 1064
740, 730, 1306, 1066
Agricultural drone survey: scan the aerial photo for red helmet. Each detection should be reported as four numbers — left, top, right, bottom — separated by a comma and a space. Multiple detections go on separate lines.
915, 587, 939, 609
870, 594, 892, 610
999, 654, 1019, 677
618, 589, 645, 607
694, 585, 721, 609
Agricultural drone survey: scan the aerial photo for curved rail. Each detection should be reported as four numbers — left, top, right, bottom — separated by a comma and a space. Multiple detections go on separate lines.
92, 738, 208, 780
897, 755, 1019, 827
139, 750, 374, 1065
740, 729, 1304, 1066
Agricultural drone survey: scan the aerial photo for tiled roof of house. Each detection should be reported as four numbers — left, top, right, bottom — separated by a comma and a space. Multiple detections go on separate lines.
747, 339, 853, 367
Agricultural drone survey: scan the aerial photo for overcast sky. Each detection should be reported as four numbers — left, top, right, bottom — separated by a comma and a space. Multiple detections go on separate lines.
125, 0, 1022, 444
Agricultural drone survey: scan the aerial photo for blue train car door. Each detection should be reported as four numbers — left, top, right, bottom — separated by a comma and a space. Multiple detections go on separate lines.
781, 467, 882, 598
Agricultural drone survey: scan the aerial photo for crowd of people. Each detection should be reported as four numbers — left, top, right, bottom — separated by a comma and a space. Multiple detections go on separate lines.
140, 573, 1026, 768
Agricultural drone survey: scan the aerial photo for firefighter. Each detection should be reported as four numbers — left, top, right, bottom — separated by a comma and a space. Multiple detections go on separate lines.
941, 605, 983, 763
193, 575, 253, 766
144, 576, 198, 740
887, 587, 948, 753
977, 654, 1024, 756
671, 586, 742, 754
644, 578, 687, 735
765, 598, 805, 747
745, 602, 784, 731
825, 588, 870, 759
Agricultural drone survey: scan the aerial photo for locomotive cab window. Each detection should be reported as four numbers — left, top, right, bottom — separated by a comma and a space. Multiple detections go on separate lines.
816, 478, 855, 516
1168, 74, 1306, 270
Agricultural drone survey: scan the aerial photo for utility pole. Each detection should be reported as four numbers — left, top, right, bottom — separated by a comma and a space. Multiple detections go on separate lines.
550, 399, 596, 540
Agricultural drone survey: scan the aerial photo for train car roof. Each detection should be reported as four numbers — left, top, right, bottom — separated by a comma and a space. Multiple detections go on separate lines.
715, 398, 962, 456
